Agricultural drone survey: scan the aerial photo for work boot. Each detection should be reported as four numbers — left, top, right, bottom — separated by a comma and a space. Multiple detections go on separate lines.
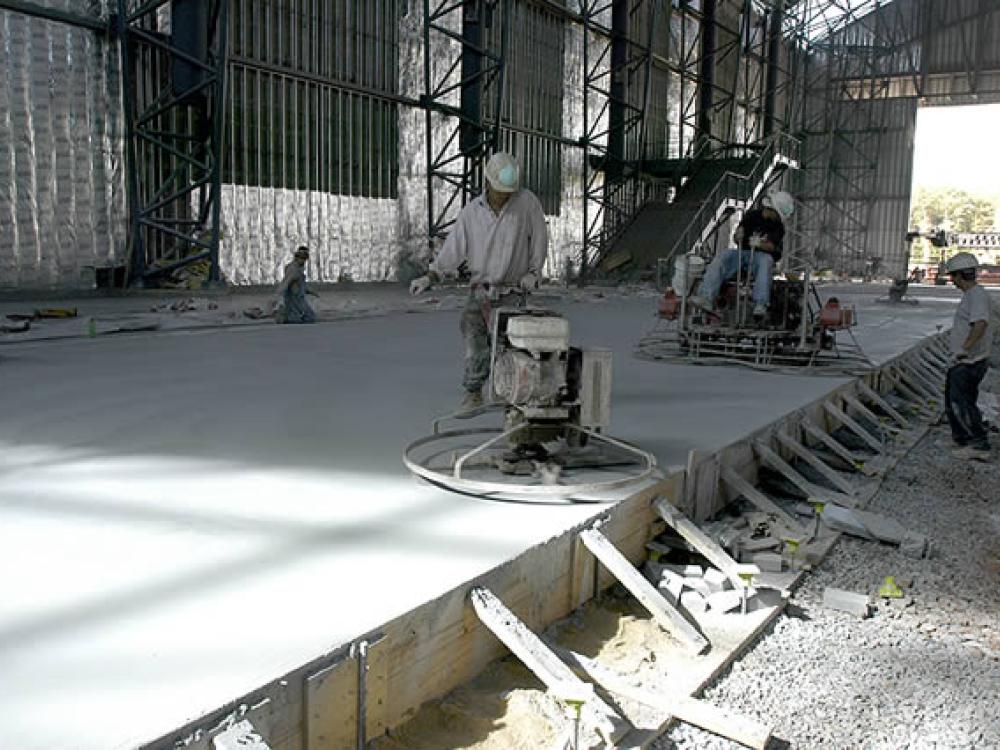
459, 389, 484, 412
951, 445, 991, 462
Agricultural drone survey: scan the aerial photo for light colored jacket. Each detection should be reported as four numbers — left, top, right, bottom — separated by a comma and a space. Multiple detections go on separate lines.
277, 261, 306, 296
431, 190, 548, 285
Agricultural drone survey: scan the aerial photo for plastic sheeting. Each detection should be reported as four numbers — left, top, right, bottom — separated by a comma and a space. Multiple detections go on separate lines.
0, 1, 125, 289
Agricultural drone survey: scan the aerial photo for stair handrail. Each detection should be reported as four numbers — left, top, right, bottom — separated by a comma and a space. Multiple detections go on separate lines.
661, 133, 801, 273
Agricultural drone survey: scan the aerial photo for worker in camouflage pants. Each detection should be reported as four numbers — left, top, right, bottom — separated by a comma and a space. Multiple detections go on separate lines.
410, 152, 549, 412
459, 287, 525, 395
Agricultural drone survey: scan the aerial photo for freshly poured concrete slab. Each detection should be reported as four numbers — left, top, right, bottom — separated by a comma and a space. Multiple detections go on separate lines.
0, 286, 958, 749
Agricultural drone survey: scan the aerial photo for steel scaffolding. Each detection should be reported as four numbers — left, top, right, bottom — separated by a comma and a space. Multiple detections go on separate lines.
4, 0, 1000, 287
422, 0, 509, 246
118, 0, 229, 286
578, 0, 658, 281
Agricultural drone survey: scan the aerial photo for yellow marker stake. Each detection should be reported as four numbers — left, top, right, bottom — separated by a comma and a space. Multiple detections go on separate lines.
565, 698, 585, 750
878, 576, 904, 599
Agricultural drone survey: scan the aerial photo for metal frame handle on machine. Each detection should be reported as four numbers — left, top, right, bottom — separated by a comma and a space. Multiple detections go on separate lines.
402, 420, 658, 498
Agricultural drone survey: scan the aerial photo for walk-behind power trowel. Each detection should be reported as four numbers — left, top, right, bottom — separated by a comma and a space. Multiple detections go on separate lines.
404, 307, 657, 500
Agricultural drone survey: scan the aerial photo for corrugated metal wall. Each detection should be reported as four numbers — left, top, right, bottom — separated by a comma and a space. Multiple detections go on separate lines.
4, 0, 999, 288
0, 1, 125, 289
797, 0, 1000, 278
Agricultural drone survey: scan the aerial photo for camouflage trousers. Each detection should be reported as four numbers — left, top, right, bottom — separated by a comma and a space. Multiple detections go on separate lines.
459, 289, 523, 393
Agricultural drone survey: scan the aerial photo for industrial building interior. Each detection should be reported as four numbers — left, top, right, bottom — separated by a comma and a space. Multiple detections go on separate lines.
1, 1, 998, 749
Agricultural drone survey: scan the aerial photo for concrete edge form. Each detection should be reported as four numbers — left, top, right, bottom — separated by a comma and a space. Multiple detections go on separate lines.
148, 333, 948, 750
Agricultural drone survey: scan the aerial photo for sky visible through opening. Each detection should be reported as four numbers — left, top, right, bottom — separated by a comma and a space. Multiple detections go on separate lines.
912, 103, 1000, 197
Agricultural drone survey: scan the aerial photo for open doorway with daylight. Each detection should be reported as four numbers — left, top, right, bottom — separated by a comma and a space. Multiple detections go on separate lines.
908, 103, 1000, 285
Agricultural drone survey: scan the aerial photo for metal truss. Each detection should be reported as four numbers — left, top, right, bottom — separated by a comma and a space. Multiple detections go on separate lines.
118, 0, 229, 286
422, 0, 509, 247
579, 0, 658, 281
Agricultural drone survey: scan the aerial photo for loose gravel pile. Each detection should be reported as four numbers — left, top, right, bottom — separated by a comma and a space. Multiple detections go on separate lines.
659, 425, 1000, 750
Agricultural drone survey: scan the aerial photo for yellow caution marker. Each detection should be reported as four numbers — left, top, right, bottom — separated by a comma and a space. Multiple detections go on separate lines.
878, 576, 904, 599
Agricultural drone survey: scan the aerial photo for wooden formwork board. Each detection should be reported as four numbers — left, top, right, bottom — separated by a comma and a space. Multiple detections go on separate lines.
147, 335, 945, 750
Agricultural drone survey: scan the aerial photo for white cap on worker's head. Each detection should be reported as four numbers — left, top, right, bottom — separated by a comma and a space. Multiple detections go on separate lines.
762, 190, 794, 220
945, 251, 978, 273
484, 152, 520, 193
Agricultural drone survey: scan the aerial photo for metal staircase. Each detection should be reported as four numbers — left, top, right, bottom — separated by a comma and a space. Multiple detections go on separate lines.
597, 133, 800, 277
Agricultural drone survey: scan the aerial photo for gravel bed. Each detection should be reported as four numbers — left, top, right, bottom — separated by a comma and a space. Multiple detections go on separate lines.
657, 425, 1000, 749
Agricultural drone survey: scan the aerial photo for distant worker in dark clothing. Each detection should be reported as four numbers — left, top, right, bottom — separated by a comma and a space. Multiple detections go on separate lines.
944, 252, 992, 461
275, 246, 317, 324
689, 190, 794, 318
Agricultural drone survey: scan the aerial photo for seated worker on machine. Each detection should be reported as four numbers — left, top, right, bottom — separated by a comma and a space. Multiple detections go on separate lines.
688, 190, 795, 320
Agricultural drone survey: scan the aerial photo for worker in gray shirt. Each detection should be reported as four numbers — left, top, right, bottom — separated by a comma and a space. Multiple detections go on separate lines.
410, 152, 549, 412
944, 252, 992, 460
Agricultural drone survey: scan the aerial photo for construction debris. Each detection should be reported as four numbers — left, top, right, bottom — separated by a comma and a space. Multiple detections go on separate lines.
822, 587, 871, 618
820, 503, 930, 559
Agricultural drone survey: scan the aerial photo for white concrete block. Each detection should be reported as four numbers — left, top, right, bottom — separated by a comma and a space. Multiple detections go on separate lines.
657, 570, 685, 605
703, 567, 729, 594
823, 587, 871, 618
666, 563, 704, 577
683, 576, 712, 598
899, 532, 929, 559
752, 552, 783, 573
681, 590, 708, 614
740, 535, 781, 553
707, 589, 744, 613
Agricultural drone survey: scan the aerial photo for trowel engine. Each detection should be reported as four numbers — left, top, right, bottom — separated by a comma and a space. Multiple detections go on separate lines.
490, 309, 611, 472
403, 306, 656, 498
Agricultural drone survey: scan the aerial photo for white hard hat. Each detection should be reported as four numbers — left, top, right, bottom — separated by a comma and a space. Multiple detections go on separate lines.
484, 152, 520, 193
945, 252, 978, 273
763, 190, 794, 220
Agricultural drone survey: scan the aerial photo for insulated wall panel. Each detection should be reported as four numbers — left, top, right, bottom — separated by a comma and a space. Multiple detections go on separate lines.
0, 2, 125, 290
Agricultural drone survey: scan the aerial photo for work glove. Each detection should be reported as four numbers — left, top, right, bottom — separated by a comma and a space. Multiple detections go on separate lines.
519, 271, 538, 291
748, 232, 765, 249
410, 275, 432, 296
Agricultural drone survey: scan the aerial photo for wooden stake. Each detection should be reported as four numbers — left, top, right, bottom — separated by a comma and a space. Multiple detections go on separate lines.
856, 381, 910, 428
654, 498, 758, 591
558, 648, 774, 750
579, 528, 710, 654
753, 440, 855, 507
823, 402, 884, 454
773, 430, 856, 496
719, 465, 808, 539
802, 419, 864, 467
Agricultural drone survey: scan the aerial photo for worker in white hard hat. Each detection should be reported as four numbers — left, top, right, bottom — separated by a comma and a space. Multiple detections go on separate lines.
943, 251, 992, 460
274, 246, 317, 324
689, 189, 793, 320
410, 152, 549, 412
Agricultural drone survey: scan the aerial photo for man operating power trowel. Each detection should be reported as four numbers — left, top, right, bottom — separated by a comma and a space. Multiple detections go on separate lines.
410, 152, 550, 412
